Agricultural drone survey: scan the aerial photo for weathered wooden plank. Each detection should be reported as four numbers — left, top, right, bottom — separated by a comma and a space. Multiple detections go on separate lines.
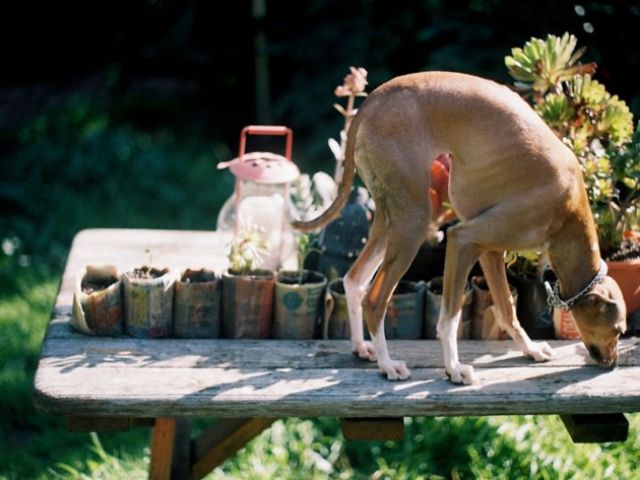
340, 418, 404, 440
560, 414, 629, 443
37, 335, 640, 369
191, 418, 275, 480
34, 362, 640, 418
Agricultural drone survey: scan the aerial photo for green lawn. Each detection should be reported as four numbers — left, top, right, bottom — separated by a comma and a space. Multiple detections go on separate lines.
2, 89, 639, 480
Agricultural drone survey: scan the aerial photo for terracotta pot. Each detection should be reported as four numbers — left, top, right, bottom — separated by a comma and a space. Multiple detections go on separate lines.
222, 269, 274, 339
424, 277, 472, 339
384, 280, 426, 339
71, 265, 123, 336
273, 270, 327, 339
123, 267, 175, 338
174, 269, 221, 338
607, 258, 640, 314
552, 308, 581, 339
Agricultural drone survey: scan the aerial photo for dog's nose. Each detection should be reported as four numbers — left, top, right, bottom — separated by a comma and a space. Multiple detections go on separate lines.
588, 345, 618, 368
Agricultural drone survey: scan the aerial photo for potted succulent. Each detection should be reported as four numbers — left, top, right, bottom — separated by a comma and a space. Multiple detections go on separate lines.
273, 233, 327, 339
71, 265, 123, 336
174, 268, 221, 338
221, 222, 275, 339
598, 126, 640, 313
505, 32, 638, 331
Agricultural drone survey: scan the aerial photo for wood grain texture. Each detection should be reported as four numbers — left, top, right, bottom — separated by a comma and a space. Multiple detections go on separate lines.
33, 229, 640, 419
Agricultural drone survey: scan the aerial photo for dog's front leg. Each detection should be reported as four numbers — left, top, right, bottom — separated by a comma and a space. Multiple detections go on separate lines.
437, 224, 478, 385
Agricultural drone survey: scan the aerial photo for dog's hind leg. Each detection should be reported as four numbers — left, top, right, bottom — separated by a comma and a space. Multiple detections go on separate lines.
344, 213, 386, 361
363, 205, 430, 380
478, 251, 553, 361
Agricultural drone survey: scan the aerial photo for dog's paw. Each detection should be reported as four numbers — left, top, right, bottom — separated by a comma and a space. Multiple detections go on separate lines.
524, 341, 554, 362
352, 340, 377, 362
446, 363, 476, 385
379, 359, 411, 381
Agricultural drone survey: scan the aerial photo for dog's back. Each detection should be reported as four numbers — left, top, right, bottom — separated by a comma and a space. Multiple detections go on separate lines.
355, 71, 583, 224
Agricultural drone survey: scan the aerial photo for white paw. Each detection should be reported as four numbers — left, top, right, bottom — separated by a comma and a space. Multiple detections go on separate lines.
524, 341, 554, 362
446, 363, 476, 385
379, 359, 411, 381
352, 340, 377, 362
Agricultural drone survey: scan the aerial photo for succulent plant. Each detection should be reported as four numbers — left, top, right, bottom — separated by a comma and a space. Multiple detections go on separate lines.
506, 32, 637, 262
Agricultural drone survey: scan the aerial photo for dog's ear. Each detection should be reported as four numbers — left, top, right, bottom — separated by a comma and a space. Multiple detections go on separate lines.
582, 291, 617, 313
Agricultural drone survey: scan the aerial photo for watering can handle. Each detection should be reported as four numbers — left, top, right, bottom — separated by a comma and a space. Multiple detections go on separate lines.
239, 125, 293, 161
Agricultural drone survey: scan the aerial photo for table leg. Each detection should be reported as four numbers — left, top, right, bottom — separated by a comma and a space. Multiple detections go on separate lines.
149, 417, 191, 480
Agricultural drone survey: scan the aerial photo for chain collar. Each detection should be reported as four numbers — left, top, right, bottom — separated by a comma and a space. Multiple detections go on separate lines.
544, 259, 608, 311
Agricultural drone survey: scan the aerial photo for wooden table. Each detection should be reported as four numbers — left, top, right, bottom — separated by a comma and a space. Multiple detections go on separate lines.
34, 229, 640, 479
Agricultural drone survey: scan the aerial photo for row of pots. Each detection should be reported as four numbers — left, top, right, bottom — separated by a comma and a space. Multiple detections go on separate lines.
71, 265, 330, 339
71, 265, 581, 341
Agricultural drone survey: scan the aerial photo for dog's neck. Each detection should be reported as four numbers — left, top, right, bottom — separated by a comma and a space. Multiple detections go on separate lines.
548, 216, 601, 299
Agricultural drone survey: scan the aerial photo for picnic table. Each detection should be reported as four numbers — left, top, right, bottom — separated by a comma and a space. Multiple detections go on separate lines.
33, 229, 640, 479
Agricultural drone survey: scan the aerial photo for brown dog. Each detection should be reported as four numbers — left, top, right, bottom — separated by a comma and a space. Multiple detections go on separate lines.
293, 71, 627, 384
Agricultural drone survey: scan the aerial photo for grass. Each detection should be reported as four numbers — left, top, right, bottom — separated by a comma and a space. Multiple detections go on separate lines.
2, 86, 639, 479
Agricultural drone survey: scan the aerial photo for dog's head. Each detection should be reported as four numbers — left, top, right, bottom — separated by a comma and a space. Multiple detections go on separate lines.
571, 276, 626, 367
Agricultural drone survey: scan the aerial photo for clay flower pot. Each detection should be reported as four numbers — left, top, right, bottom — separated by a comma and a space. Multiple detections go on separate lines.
273, 270, 327, 339
607, 258, 640, 314
123, 267, 175, 338
174, 268, 221, 338
221, 269, 274, 339
71, 265, 123, 336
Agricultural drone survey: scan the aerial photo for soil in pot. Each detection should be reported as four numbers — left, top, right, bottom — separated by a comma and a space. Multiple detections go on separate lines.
222, 269, 274, 339
123, 266, 175, 338
273, 270, 327, 339
174, 268, 221, 338
72, 265, 123, 336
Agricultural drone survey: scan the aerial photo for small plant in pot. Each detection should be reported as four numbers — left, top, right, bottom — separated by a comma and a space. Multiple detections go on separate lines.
123, 250, 175, 338
222, 221, 275, 339
71, 265, 123, 336
273, 233, 327, 339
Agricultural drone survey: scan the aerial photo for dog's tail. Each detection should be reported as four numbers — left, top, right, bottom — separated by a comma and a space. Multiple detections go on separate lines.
291, 113, 361, 232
